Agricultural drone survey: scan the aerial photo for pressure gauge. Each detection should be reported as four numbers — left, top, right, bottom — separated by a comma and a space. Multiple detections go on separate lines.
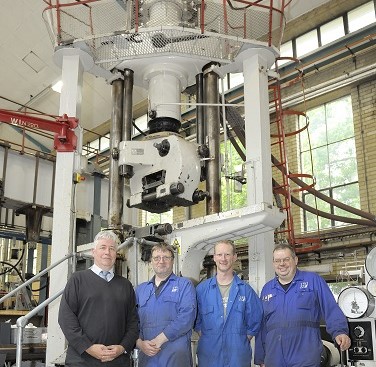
337, 287, 375, 319
366, 247, 376, 278
367, 279, 376, 297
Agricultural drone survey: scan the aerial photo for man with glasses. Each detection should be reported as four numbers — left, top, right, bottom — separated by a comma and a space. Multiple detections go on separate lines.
135, 243, 196, 367
254, 243, 351, 367
195, 240, 263, 367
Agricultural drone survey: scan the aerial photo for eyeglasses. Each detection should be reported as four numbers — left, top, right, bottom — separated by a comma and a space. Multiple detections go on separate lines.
273, 257, 292, 264
152, 256, 173, 262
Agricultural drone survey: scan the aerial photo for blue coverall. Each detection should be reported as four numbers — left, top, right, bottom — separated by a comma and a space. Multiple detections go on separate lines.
254, 269, 349, 367
136, 273, 196, 367
195, 274, 263, 367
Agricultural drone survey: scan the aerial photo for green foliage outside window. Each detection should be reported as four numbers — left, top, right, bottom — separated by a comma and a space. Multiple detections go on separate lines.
299, 95, 360, 231
220, 138, 247, 211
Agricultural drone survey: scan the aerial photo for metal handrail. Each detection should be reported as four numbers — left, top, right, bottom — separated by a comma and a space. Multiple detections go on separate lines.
15, 289, 64, 367
10, 237, 136, 366
0, 253, 75, 305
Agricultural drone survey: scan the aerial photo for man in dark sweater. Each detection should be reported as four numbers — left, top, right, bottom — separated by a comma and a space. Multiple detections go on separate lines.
58, 230, 139, 367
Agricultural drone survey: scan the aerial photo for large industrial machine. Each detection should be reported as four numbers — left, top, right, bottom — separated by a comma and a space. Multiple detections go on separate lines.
39, 0, 287, 364
1, 1, 375, 367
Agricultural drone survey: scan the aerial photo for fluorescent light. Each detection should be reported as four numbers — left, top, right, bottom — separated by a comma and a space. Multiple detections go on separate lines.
51, 80, 63, 93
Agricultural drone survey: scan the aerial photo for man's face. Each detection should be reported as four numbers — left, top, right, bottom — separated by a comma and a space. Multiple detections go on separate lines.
214, 242, 237, 274
273, 248, 298, 282
151, 249, 174, 278
92, 238, 117, 270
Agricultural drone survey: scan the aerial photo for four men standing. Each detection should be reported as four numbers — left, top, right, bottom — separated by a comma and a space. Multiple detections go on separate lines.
59, 233, 351, 367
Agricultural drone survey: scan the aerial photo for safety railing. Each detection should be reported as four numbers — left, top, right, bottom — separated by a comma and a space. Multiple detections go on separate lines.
0, 253, 76, 367
15, 289, 64, 367
7, 237, 137, 367
0, 253, 76, 307
42, 0, 286, 71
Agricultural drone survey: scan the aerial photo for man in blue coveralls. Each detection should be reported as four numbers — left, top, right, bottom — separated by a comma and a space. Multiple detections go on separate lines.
195, 239, 263, 367
254, 243, 351, 367
135, 243, 196, 367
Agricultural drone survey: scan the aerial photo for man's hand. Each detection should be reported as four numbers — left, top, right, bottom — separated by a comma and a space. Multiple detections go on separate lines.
101, 345, 125, 362
151, 332, 168, 349
85, 344, 107, 360
335, 334, 351, 351
136, 339, 161, 356
86, 344, 125, 362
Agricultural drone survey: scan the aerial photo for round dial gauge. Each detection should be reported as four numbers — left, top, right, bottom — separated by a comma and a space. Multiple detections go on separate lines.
367, 279, 376, 297
366, 247, 376, 278
337, 287, 375, 319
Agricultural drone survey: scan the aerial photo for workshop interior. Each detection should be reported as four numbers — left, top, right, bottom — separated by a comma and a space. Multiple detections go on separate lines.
0, 0, 376, 366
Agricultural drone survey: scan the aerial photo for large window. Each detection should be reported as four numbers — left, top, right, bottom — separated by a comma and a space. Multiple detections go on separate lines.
278, 1, 375, 64
299, 96, 360, 231
320, 17, 345, 46
296, 29, 319, 58
348, 1, 376, 33
220, 138, 247, 211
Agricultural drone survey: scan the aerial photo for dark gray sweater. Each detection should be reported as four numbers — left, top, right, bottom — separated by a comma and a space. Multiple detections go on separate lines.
58, 269, 139, 367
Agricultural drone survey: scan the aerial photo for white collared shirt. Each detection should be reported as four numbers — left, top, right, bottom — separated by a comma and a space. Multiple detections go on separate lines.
90, 264, 115, 282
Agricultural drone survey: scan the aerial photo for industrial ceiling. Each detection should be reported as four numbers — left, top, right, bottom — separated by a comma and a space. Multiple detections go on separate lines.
0, 0, 349, 151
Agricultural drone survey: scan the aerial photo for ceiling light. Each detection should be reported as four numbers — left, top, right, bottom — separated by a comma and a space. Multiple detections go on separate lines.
51, 80, 63, 93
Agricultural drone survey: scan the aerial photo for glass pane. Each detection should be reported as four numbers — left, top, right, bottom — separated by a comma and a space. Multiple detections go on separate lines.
298, 115, 310, 151
304, 192, 331, 231
133, 114, 148, 135
219, 74, 228, 93
328, 140, 358, 186
310, 147, 330, 189
333, 183, 360, 211
90, 139, 99, 151
296, 29, 319, 58
100, 136, 110, 152
307, 105, 326, 149
220, 139, 247, 210
348, 1, 376, 33
145, 210, 173, 225
326, 96, 354, 143
333, 183, 361, 226
321, 17, 345, 45
277, 41, 293, 67
300, 150, 313, 177
229, 73, 244, 89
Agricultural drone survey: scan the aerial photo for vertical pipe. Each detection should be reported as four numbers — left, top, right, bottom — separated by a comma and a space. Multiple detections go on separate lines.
32, 153, 40, 204
26, 245, 34, 275
91, 173, 102, 239
16, 324, 23, 367
50, 159, 56, 207
196, 73, 205, 145
38, 244, 49, 313
120, 69, 134, 180
108, 74, 124, 229
123, 69, 134, 142
203, 63, 221, 214
1, 144, 9, 196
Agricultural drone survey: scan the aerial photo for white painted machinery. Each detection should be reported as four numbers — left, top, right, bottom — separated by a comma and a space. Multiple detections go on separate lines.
119, 131, 208, 213
41, 1, 288, 364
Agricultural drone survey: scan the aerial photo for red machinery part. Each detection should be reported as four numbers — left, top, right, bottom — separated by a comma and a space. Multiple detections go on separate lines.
0, 109, 78, 152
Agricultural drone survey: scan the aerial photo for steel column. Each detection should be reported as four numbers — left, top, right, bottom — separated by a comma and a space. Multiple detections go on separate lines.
108, 75, 124, 229
204, 64, 221, 215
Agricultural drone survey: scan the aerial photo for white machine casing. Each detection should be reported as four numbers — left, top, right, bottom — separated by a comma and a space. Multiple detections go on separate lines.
119, 131, 202, 212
